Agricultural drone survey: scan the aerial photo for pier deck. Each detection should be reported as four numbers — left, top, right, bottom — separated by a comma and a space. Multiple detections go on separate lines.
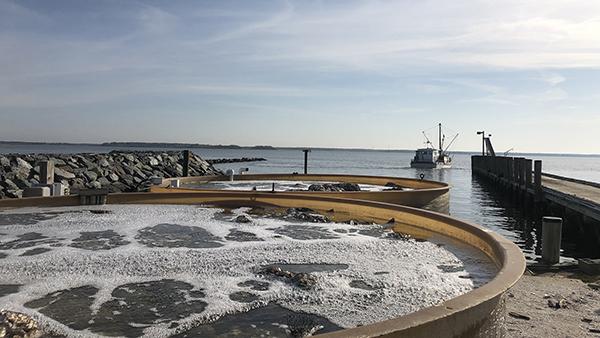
541, 174, 600, 221
543, 177, 600, 205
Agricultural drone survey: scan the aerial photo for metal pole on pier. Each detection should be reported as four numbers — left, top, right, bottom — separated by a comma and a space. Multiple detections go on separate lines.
542, 216, 563, 264
476, 131, 485, 155
302, 149, 311, 174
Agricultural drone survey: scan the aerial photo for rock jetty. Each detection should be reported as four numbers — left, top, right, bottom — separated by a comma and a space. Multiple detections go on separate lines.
0, 151, 221, 198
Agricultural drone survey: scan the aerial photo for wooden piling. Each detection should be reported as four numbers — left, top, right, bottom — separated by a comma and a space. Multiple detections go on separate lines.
514, 158, 520, 188
517, 158, 524, 201
508, 157, 514, 187
39, 160, 54, 185
514, 158, 522, 191
471, 154, 600, 258
182, 150, 190, 177
303, 149, 311, 174
525, 159, 532, 192
504, 158, 509, 178
534, 160, 542, 202
542, 216, 562, 264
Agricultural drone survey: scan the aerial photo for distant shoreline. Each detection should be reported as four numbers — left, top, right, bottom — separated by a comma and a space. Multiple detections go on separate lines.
0, 141, 275, 150
101, 142, 275, 150
0, 141, 598, 157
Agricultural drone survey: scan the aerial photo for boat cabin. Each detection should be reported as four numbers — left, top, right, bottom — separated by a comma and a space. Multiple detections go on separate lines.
413, 148, 439, 163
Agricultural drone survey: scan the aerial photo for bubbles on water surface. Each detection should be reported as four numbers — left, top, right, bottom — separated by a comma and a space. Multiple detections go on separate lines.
0, 204, 497, 337
185, 180, 410, 193
136, 223, 224, 249
70, 230, 129, 250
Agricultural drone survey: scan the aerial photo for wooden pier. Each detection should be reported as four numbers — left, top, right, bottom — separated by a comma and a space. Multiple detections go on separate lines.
472, 155, 600, 257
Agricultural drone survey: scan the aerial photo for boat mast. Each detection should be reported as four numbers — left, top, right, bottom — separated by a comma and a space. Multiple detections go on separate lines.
438, 123, 442, 153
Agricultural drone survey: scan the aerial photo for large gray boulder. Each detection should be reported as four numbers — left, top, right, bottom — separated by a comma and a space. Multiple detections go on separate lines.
15, 157, 32, 171
83, 170, 98, 182
55, 167, 76, 180
0, 156, 10, 168
0, 178, 19, 191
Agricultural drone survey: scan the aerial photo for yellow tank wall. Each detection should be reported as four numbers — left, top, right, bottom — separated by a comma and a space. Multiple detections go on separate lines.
156, 173, 451, 212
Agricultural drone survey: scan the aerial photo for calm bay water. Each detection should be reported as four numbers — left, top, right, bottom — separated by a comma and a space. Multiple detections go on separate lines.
2, 143, 600, 261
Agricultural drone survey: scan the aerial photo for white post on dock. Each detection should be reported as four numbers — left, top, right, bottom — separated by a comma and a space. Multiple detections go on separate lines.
541, 216, 562, 264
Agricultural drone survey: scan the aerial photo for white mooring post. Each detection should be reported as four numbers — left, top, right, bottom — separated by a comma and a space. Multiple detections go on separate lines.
541, 216, 563, 264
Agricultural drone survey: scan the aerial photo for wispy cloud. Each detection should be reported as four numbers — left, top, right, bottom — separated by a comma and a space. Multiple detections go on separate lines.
0, 0, 49, 27
203, 0, 600, 71
137, 5, 179, 35
203, 0, 294, 43
448, 76, 569, 105
539, 72, 566, 86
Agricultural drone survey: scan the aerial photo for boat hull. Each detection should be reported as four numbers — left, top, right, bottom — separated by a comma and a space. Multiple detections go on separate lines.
410, 161, 451, 169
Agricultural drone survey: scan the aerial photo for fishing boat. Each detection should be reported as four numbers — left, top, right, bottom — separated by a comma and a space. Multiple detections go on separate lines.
410, 123, 458, 169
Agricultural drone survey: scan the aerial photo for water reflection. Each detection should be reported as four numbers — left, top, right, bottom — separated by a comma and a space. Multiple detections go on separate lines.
469, 177, 540, 262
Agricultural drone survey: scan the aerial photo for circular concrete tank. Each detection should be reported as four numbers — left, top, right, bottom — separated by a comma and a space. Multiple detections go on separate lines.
0, 192, 524, 337
154, 173, 450, 213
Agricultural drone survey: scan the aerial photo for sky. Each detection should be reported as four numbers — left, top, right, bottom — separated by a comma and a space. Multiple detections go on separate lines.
0, 0, 599, 153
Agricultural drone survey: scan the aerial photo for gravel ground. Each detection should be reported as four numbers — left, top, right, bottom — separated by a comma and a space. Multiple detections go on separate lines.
506, 271, 600, 337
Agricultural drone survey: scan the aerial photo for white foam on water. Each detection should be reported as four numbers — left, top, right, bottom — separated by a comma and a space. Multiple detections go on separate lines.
0, 204, 496, 337
185, 180, 407, 192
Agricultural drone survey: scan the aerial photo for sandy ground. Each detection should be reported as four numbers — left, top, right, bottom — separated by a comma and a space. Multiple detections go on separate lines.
506, 271, 600, 337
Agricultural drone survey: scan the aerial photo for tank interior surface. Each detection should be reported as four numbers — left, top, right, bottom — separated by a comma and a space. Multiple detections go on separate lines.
162, 173, 446, 192
183, 180, 413, 192
0, 203, 497, 337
